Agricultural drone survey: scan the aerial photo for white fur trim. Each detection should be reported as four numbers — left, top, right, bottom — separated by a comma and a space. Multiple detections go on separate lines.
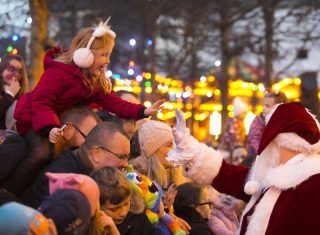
184, 143, 223, 185
237, 154, 320, 234
262, 154, 320, 190
244, 181, 260, 195
245, 188, 281, 235
237, 194, 259, 235
275, 133, 320, 154
245, 141, 280, 193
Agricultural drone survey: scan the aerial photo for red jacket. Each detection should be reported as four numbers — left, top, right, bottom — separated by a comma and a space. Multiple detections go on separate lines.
14, 47, 145, 135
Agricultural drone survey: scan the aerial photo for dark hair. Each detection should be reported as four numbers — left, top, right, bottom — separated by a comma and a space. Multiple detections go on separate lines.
173, 182, 203, 215
84, 122, 129, 149
264, 91, 287, 104
59, 106, 101, 127
91, 167, 132, 205
96, 111, 123, 126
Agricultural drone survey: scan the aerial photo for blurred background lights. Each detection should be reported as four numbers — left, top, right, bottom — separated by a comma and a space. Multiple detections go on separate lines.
11, 48, 18, 55
214, 60, 221, 67
200, 76, 206, 82
106, 70, 112, 77
6, 46, 13, 53
12, 35, 19, 42
27, 16, 32, 24
136, 75, 143, 82
129, 38, 136, 46
127, 68, 134, 76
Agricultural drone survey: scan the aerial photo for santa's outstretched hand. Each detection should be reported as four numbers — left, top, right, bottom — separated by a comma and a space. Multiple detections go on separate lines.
167, 108, 200, 164
167, 108, 223, 185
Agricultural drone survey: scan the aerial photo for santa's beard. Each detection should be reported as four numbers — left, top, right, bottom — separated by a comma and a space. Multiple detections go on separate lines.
248, 141, 281, 183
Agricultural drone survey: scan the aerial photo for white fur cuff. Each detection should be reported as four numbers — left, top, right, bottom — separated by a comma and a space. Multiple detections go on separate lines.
184, 143, 223, 185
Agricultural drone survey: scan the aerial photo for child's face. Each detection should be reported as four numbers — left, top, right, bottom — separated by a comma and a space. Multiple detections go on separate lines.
91, 42, 114, 76
102, 197, 131, 225
195, 188, 212, 220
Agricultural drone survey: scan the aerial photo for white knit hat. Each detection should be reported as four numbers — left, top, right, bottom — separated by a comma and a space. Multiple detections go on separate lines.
138, 120, 173, 157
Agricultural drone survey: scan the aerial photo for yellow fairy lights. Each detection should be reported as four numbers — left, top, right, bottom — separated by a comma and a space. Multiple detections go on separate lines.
271, 77, 301, 100
157, 110, 192, 121
209, 111, 221, 139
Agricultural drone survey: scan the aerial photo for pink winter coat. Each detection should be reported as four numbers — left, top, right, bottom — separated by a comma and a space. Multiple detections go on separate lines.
208, 192, 239, 235
14, 47, 145, 135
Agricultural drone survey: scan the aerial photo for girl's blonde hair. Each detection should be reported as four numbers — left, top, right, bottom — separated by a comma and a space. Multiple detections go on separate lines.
130, 154, 189, 189
56, 26, 114, 95
146, 155, 168, 189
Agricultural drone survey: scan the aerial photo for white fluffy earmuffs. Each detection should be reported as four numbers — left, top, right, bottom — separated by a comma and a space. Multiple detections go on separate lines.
73, 17, 116, 68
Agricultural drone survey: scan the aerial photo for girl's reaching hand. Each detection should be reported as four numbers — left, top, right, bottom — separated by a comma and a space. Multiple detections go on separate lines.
144, 99, 165, 116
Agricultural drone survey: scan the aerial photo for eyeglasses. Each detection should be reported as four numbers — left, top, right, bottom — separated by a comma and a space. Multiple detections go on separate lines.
6, 65, 22, 77
62, 122, 87, 139
98, 146, 129, 161
73, 124, 87, 139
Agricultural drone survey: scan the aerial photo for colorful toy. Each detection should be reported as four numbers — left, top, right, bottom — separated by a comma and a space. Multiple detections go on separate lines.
127, 165, 185, 235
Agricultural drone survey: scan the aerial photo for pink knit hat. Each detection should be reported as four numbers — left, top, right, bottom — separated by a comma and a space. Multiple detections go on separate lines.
138, 120, 173, 157
46, 172, 100, 216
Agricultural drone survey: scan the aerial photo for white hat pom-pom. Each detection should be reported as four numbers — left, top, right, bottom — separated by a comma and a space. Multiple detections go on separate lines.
244, 180, 261, 195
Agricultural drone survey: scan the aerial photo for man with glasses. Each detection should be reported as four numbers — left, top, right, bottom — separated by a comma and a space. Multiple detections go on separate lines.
29, 122, 130, 208
54, 106, 100, 156
0, 106, 100, 198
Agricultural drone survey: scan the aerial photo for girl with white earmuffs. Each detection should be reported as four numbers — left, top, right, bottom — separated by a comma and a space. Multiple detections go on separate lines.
3, 18, 164, 196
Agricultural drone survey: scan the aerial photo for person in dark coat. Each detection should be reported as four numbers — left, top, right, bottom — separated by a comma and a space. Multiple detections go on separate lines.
173, 182, 215, 235
29, 122, 130, 208
0, 106, 99, 188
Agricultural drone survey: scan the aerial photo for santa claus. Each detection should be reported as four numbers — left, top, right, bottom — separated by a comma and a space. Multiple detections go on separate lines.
168, 102, 320, 235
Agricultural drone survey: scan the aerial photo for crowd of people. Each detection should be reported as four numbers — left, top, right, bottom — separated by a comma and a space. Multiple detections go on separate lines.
0, 18, 320, 235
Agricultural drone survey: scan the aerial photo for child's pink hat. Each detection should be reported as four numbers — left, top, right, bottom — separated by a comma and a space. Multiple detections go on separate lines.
46, 172, 100, 216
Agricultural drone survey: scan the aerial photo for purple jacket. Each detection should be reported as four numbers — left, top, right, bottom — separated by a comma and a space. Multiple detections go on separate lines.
247, 113, 265, 156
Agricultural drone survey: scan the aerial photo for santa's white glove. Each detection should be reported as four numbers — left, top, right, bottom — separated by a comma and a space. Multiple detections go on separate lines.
167, 109, 224, 185
167, 109, 200, 165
